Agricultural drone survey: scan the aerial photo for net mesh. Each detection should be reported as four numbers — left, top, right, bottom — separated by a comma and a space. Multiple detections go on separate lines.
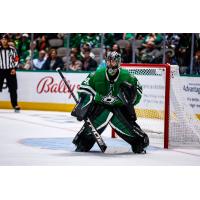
122, 64, 200, 147
169, 66, 200, 146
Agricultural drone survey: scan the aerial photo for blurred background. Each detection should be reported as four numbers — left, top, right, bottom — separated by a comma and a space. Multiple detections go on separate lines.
1, 33, 200, 75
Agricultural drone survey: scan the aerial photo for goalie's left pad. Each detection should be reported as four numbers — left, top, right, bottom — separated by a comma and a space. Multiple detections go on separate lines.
71, 92, 94, 121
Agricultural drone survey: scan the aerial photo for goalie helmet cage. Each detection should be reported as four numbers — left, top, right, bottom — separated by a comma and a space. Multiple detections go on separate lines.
111, 63, 200, 149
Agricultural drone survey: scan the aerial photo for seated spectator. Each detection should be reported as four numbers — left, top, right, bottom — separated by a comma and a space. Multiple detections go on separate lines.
80, 43, 95, 59
21, 41, 39, 70
42, 48, 64, 70
22, 51, 47, 71
69, 53, 82, 71
71, 47, 79, 54
82, 49, 97, 71
26, 41, 39, 60
71, 47, 81, 60
32, 50, 47, 70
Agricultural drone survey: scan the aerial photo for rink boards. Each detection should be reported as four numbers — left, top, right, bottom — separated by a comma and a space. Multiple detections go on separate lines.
0, 70, 200, 120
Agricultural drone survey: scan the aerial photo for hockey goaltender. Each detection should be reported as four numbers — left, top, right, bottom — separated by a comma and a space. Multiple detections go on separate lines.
72, 51, 149, 154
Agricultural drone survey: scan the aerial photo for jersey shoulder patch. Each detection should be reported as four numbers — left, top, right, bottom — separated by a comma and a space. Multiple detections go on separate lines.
81, 72, 94, 86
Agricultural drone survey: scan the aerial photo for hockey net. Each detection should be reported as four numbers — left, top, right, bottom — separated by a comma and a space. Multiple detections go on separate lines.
112, 63, 200, 148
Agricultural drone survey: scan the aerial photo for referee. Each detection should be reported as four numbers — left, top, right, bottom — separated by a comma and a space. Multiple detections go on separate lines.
0, 34, 20, 112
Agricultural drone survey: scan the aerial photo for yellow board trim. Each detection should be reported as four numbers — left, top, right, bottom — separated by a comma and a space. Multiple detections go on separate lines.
195, 114, 200, 120
135, 108, 165, 119
0, 101, 75, 112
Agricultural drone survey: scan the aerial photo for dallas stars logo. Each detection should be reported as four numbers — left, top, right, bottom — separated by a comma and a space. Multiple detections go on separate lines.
102, 90, 118, 105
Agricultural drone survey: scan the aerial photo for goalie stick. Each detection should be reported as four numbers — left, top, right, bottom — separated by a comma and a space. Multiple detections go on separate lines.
56, 68, 107, 152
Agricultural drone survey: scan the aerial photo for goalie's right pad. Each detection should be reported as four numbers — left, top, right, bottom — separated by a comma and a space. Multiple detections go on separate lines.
71, 93, 94, 121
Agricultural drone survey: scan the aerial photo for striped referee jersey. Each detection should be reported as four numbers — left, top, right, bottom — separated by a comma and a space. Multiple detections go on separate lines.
0, 45, 19, 69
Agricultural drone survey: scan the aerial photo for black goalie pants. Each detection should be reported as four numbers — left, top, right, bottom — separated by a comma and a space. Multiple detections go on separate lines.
73, 104, 149, 152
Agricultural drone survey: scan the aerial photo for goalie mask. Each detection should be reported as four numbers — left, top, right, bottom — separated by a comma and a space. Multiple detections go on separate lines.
106, 51, 121, 76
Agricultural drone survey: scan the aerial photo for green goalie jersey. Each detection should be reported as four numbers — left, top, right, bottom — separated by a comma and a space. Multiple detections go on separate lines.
78, 67, 142, 107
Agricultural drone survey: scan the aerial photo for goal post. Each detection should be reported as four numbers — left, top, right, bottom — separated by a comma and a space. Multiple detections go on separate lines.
111, 63, 200, 149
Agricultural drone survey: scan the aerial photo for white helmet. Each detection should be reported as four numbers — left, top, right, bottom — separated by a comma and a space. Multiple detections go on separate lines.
106, 51, 121, 68
106, 51, 121, 76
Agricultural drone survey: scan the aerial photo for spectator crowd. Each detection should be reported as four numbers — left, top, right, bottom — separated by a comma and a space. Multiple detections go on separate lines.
1, 33, 200, 74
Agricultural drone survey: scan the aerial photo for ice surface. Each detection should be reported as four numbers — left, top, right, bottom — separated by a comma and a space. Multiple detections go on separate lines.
0, 109, 200, 166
